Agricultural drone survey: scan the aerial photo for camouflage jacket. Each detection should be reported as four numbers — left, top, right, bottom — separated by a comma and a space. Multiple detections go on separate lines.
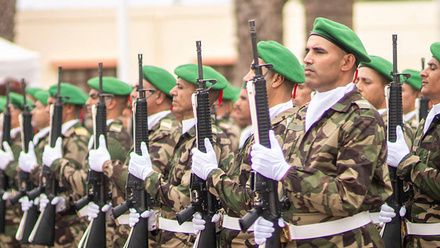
4, 128, 22, 188
404, 111, 419, 132
397, 114, 440, 247
280, 88, 392, 247
216, 112, 241, 153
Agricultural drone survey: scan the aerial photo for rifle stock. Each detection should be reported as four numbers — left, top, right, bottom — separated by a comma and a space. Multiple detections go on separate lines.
382, 34, 410, 248
238, 20, 282, 248
112, 54, 154, 248
29, 67, 65, 246
0, 81, 11, 234
176, 40, 219, 248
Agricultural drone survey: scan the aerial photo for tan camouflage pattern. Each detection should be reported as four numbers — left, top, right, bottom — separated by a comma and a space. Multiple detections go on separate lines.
45, 121, 90, 247
405, 112, 420, 133
397, 114, 440, 247
103, 112, 181, 247
216, 112, 241, 153
145, 118, 234, 248
279, 88, 392, 247
207, 108, 297, 248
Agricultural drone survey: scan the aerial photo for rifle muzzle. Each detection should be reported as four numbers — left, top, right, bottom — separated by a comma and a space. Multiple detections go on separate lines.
176, 204, 198, 225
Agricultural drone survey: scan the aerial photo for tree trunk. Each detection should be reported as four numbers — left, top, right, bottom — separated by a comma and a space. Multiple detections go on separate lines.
233, 0, 288, 87
0, 0, 17, 42
304, 0, 354, 37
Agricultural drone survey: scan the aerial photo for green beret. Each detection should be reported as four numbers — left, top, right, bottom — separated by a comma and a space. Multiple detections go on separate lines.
34, 90, 50, 105
402, 69, 422, 91
257, 41, 305, 84
222, 84, 240, 102
87, 76, 132, 96
174, 64, 228, 90
9, 92, 34, 111
142, 65, 176, 97
359, 55, 393, 82
430, 42, 440, 62
49, 83, 88, 105
26, 87, 43, 99
0, 96, 6, 112
311, 17, 370, 63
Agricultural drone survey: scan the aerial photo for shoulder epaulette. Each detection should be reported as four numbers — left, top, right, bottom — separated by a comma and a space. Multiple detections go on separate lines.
109, 122, 123, 133
74, 127, 89, 136
354, 98, 374, 110
159, 119, 173, 131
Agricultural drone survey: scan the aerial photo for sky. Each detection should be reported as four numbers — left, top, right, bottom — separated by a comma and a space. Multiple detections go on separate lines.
17, 0, 231, 10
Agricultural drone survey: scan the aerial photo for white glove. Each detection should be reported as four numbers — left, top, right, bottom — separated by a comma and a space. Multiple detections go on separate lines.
51, 196, 66, 213
87, 202, 112, 221
253, 217, 285, 245
251, 130, 291, 181
0, 141, 14, 170
128, 142, 153, 180
192, 212, 221, 234
387, 126, 410, 167
378, 203, 407, 226
39, 194, 49, 212
128, 209, 157, 230
42, 137, 62, 167
88, 135, 110, 172
2, 192, 11, 201
18, 141, 38, 172
19, 196, 33, 212
191, 138, 218, 180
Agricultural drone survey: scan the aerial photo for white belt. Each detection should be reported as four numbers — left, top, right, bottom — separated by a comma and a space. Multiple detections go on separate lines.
158, 217, 194, 234
369, 212, 380, 224
406, 221, 440, 236
222, 215, 254, 232
286, 211, 372, 240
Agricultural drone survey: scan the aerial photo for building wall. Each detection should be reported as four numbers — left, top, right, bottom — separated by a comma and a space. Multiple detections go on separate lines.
14, 1, 439, 88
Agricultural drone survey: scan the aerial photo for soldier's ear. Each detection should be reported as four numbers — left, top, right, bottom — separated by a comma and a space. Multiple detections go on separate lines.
341, 54, 356, 72
106, 97, 117, 110
155, 91, 166, 105
271, 73, 285, 89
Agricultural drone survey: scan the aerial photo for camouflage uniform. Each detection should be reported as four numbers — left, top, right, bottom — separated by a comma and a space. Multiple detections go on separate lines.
207, 108, 297, 248
0, 128, 22, 248
47, 121, 90, 247
279, 88, 392, 247
380, 110, 414, 148
404, 111, 419, 132
216, 112, 241, 153
104, 112, 181, 248
145, 118, 234, 248
397, 114, 440, 247
81, 118, 132, 248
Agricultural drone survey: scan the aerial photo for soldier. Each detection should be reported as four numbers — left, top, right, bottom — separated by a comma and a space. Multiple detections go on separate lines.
36, 82, 90, 247
356, 55, 414, 144
0, 92, 33, 248
402, 69, 422, 130
88, 65, 180, 247
292, 81, 314, 108
190, 40, 305, 247
248, 18, 392, 246
381, 41, 440, 247
231, 86, 252, 149
127, 63, 233, 248
213, 83, 241, 152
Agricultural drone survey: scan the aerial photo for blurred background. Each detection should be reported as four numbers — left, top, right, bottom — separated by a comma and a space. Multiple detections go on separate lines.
0, 0, 439, 94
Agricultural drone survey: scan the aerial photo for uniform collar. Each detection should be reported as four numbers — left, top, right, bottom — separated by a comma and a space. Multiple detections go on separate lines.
423, 103, 440, 135
269, 101, 293, 121
10, 127, 21, 138
404, 110, 416, 122
33, 126, 50, 145
148, 110, 171, 130
62, 119, 79, 135
182, 118, 195, 135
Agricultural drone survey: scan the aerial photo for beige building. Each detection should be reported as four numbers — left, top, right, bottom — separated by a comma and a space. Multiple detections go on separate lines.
14, 0, 440, 89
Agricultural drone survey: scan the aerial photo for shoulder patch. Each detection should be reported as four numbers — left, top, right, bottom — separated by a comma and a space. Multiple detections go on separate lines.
160, 119, 172, 131
354, 99, 374, 110
109, 122, 123, 133
74, 127, 89, 136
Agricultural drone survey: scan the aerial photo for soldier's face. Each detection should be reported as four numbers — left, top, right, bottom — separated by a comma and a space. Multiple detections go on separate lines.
401, 83, 419, 114
169, 78, 198, 120
231, 88, 252, 129
304, 35, 347, 92
131, 80, 157, 114
292, 83, 314, 107
421, 58, 440, 104
356, 67, 387, 110
45, 97, 56, 114
243, 58, 275, 98
85, 89, 100, 117
9, 104, 21, 129
31, 101, 50, 131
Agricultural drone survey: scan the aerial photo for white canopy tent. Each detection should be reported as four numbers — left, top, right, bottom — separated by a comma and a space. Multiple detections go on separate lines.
0, 37, 41, 87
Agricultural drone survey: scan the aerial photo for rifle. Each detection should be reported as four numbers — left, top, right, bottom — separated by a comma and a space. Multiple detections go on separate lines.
29, 66, 66, 246
238, 20, 284, 248
176, 40, 220, 248
0, 81, 12, 234
417, 58, 430, 121
11, 79, 39, 244
75, 63, 110, 248
382, 34, 411, 248
112, 54, 155, 248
